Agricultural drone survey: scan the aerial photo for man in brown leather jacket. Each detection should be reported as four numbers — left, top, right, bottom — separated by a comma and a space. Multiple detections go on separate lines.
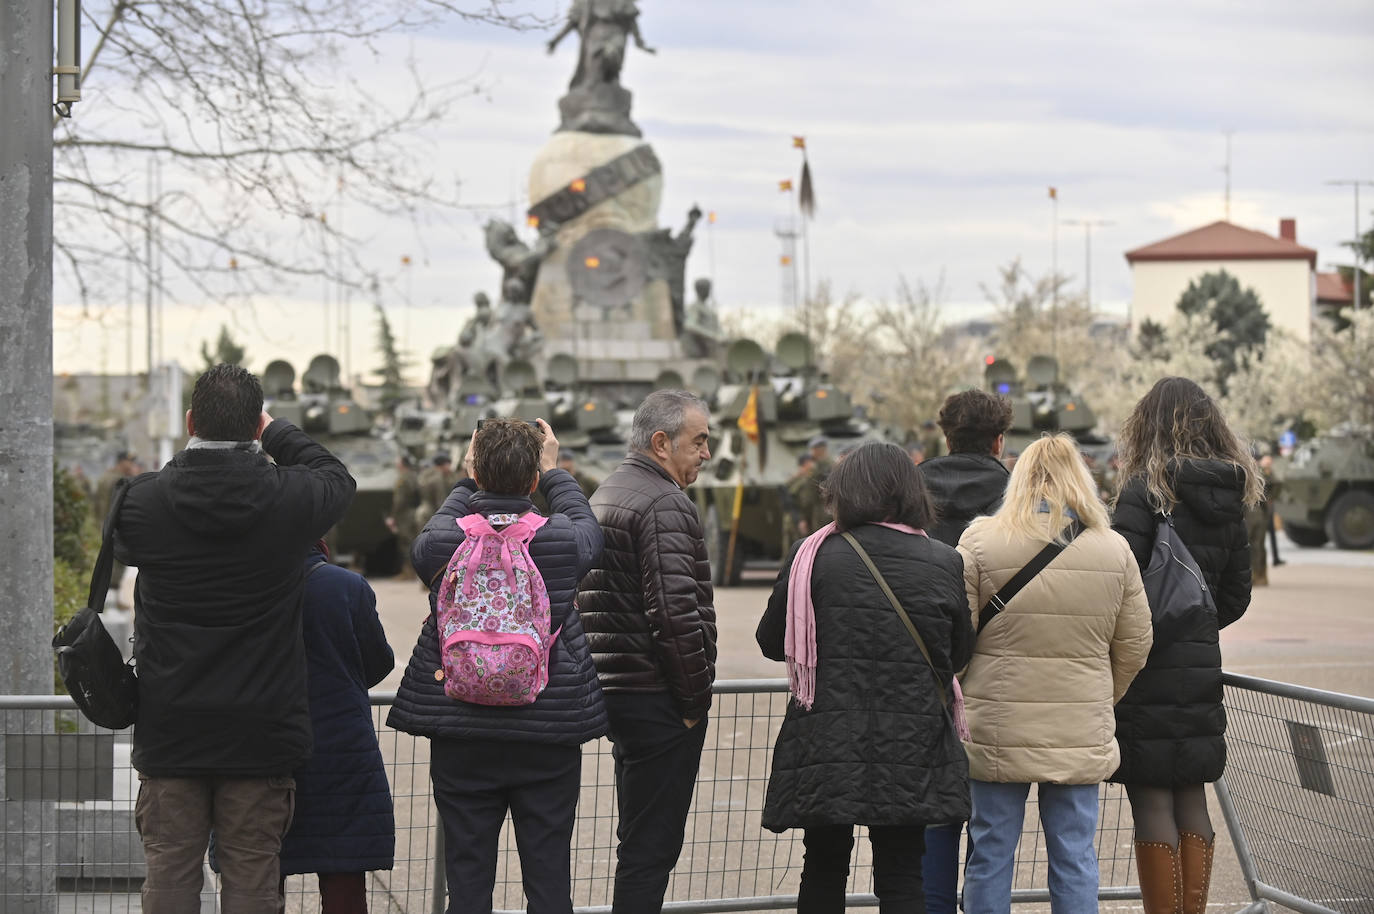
578, 389, 717, 914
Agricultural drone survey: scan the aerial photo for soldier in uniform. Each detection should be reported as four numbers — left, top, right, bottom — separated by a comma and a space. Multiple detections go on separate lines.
799, 436, 833, 535
93, 450, 140, 607
918, 420, 945, 460
558, 449, 598, 500
783, 453, 815, 541
386, 455, 422, 578
416, 453, 456, 522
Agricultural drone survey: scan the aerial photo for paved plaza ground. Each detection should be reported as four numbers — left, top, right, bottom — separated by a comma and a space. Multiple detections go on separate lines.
363, 529, 1374, 913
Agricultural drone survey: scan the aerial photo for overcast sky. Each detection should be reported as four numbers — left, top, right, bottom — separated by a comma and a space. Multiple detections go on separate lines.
53, 0, 1374, 378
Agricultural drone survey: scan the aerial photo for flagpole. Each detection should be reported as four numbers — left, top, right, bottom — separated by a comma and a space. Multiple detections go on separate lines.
1050, 186, 1059, 365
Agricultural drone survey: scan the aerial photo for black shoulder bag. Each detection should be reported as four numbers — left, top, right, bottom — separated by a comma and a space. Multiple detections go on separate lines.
53, 479, 139, 730
977, 520, 1084, 634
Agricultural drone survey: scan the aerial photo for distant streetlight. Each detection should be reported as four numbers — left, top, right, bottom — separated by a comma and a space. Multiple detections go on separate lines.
1325, 179, 1374, 311
1061, 218, 1114, 311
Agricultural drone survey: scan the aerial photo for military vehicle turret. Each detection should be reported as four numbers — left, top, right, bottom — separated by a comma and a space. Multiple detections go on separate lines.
263, 355, 404, 573
1273, 430, 1374, 550
692, 332, 896, 586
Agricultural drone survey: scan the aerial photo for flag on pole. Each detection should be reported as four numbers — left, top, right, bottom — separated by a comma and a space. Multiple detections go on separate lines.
792, 136, 806, 149
778, 179, 793, 192
737, 385, 760, 442
799, 158, 816, 218
1048, 186, 1057, 200
708, 211, 717, 224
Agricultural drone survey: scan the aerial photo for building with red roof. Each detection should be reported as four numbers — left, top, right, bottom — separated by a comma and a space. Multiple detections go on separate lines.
1125, 219, 1318, 342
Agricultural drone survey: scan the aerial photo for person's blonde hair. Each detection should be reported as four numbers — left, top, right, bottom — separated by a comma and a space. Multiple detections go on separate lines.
986, 433, 1109, 543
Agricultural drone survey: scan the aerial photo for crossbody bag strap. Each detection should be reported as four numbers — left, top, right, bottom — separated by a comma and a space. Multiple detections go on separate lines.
977, 519, 1084, 634
840, 531, 948, 708
86, 479, 133, 613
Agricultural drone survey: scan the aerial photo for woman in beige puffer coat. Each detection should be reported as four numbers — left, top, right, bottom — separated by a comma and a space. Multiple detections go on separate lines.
957, 434, 1152, 914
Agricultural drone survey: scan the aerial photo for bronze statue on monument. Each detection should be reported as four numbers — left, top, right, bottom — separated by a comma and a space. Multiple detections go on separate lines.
546, 0, 654, 136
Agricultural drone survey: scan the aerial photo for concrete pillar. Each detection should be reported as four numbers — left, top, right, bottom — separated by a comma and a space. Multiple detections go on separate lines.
1, 0, 59, 910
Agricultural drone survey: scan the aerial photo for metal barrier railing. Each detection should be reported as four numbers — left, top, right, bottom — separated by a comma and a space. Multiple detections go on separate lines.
4, 674, 1369, 912
1216, 672, 1374, 914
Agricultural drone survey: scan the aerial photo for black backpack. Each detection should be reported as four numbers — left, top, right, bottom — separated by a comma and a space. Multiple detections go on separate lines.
1141, 512, 1216, 648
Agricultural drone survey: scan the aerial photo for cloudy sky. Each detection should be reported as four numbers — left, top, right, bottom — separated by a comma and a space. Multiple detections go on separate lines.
53, 0, 1374, 378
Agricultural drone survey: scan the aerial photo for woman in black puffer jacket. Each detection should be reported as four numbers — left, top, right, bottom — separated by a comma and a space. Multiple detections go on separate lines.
387, 419, 606, 914
1110, 377, 1261, 914
756, 442, 973, 913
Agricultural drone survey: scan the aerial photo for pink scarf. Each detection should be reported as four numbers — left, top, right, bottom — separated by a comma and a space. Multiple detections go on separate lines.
785, 521, 926, 710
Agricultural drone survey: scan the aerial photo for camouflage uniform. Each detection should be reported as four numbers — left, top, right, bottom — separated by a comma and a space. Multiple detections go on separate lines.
798, 458, 833, 534
416, 464, 456, 525
390, 465, 423, 573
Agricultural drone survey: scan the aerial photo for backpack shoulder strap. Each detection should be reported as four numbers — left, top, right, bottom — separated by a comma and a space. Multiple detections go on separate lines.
457, 514, 495, 537
85, 479, 133, 614
503, 511, 548, 541
977, 520, 1083, 634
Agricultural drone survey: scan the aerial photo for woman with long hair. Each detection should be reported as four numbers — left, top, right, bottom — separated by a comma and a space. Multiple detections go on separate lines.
756, 441, 973, 913
958, 434, 1153, 913
1112, 377, 1261, 914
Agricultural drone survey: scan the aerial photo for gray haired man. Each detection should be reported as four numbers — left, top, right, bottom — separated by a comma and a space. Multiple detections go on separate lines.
578, 390, 717, 913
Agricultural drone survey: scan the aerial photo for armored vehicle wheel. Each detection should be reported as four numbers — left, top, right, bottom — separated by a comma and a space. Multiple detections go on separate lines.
704, 504, 742, 588
1325, 490, 1374, 550
1283, 523, 1329, 548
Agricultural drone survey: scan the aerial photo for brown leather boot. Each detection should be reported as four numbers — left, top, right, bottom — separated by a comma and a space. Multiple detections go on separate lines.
1178, 831, 1215, 914
1135, 840, 1182, 914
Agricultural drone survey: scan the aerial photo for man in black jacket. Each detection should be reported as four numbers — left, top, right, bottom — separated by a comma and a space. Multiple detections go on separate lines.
114, 364, 355, 914
913, 387, 1012, 914
578, 389, 718, 914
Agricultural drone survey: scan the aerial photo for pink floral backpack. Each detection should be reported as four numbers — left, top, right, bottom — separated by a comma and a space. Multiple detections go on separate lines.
435, 511, 557, 706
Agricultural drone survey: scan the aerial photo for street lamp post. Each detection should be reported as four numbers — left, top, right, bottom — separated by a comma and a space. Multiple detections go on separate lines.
1061, 218, 1114, 311
1326, 179, 1374, 311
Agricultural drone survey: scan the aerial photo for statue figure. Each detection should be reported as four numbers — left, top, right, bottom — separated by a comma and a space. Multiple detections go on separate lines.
493, 276, 545, 365
547, 0, 655, 91
640, 204, 702, 335
484, 219, 554, 306
545, 0, 654, 135
682, 277, 724, 358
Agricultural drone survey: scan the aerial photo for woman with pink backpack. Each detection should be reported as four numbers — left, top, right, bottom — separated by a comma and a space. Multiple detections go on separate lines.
387, 418, 606, 914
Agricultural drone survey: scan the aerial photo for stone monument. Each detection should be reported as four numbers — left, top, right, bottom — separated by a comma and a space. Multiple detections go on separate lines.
527, 1, 709, 390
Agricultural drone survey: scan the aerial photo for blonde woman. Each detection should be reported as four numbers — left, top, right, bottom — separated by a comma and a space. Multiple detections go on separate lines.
958, 434, 1152, 914
1111, 377, 1261, 914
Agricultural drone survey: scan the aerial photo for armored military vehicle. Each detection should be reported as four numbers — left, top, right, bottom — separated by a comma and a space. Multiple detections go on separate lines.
982, 354, 1114, 490
263, 356, 404, 574
691, 332, 896, 586
1273, 430, 1374, 550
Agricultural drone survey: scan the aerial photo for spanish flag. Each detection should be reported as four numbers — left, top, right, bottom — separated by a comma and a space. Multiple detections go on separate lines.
1049, 186, 1057, 200
793, 136, 806, 149
737, 385, 760, 442
778, 179, 793, 192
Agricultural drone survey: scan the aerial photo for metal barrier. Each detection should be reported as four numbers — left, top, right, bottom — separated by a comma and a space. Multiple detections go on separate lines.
4, 674, 1367, 912
1216, 672, 1374, 914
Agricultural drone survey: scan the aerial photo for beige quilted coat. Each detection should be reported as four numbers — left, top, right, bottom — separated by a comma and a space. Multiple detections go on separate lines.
957, 515, 1153, 784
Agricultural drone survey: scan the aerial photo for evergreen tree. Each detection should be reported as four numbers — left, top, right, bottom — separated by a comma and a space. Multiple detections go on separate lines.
199, 324, 247, 369
373, 304, 408, 405
1175, 270, 1270, 392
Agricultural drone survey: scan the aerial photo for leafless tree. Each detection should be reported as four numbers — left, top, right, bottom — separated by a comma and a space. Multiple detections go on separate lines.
54, 0, 552, 310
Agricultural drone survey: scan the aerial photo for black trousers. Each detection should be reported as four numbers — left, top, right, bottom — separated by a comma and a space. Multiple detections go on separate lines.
430, 738, 581, 914
604, 692, 709, 914
799, 824, 927, 914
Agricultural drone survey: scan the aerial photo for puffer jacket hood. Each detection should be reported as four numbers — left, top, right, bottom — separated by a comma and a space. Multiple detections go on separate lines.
918, 453, 1010, 546
1172, 459, 1247, 526
158, 447, 279, 537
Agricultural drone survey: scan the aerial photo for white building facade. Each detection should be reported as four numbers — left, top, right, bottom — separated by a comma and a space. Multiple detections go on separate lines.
1125, 219, 1317, 344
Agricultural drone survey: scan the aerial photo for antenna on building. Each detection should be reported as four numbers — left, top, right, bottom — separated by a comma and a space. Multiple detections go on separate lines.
1222, 129, 1235, 221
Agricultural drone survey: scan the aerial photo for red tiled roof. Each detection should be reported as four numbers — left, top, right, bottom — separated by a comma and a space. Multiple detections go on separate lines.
1125, 220, 1317, 266
1316, 271, 1353, 303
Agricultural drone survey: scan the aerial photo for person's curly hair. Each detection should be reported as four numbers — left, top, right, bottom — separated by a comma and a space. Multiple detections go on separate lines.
937, 390, 1013, 455
472, 419, 543, 495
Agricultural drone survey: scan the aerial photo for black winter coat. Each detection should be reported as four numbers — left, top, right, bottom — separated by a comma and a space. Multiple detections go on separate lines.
1110, 459, 1252, 786
578, 454, 718, 719
114, 421, 355, 777
281, 555, 395, 875
918, 453, 1010, 547
755, 525, 974, 830
386, 469, 609, 745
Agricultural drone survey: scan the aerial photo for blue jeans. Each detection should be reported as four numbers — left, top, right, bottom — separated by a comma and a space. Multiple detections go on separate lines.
964, 781, 1099, 914
920, 822, 963, 914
